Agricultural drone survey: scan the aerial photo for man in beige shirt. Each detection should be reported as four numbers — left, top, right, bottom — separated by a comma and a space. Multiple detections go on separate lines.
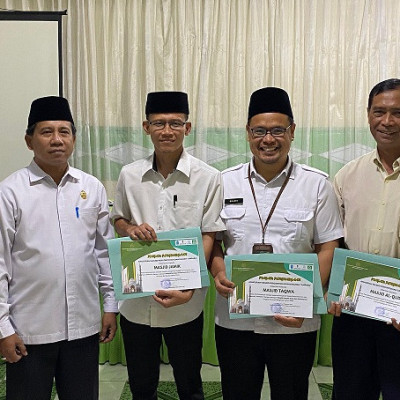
331, 78, 400, 400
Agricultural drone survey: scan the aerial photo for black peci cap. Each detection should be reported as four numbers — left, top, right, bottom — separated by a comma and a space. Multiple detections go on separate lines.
27, 96, 74, 128
248, 87, 293, 121
145, 91, 189, 116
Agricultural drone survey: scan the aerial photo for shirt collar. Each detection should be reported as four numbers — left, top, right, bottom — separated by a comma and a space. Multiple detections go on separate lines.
372, 149, 400, 173
141, 154, 155, 176
175, 149, 190, 177
248, 156, 293, 183
142, 149, 190, 178
27, 159, 79, 184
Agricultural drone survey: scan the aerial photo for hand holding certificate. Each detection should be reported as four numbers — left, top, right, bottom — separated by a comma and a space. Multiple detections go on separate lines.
108, 227, 209, 300
327, 248, 400, 323
225, 253, 326, 319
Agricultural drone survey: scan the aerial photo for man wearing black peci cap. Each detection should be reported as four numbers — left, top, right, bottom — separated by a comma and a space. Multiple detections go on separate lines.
0, 96, 118, 399
209, 87, 343, 400
111, 91, 224, 399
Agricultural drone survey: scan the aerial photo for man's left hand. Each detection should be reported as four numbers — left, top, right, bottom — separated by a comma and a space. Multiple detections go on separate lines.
273, 315, 304, 328
390, 318, 400, 332
99, 312, 117, 343
153, 289, 194, 308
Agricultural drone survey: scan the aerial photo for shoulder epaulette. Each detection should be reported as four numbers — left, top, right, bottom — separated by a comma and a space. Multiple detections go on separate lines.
299, 164, 329, 178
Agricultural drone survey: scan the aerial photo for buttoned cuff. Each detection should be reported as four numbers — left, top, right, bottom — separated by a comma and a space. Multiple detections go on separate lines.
103, 301, 119, 314
0, 319, 16, 339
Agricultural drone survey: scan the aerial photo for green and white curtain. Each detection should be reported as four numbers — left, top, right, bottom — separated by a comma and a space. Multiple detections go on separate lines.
3, 0, 400, 196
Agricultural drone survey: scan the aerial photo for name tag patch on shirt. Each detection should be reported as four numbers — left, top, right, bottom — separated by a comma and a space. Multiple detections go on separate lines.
224, 198, 243, 205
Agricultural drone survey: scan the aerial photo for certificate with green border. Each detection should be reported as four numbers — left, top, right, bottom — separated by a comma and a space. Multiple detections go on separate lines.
108, 227, 209, 300
225, 253, 326, 319
327, 248, 400, 322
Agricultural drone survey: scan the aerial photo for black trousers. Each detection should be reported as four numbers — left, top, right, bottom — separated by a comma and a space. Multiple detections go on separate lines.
120, 313, 204, 400
6, 334, 99, 400
215, 324, 317, 400
332, 313, 400, 400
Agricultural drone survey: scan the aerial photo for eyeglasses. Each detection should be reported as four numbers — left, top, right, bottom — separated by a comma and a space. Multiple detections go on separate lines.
250, 124, 292, 138
147, 120, 187, 131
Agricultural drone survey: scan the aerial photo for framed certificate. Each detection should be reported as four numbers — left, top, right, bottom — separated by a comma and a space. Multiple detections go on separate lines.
108, 227, 209, 300
327, 248, 400, 322
225, 253, 326, 319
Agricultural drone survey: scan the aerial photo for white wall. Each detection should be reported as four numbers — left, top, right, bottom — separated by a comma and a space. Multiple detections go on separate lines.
0, 19, 59, 180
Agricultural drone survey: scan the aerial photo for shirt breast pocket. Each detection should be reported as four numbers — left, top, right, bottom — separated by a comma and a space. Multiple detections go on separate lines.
283, 208, 314, 243
78, 206, 99, 227
174, 201, 200, 227
221, 206, 246, 240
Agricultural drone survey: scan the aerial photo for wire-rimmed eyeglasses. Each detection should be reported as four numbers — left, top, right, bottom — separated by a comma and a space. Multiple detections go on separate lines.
147, 120, 187, 131
250, 124, 292, 138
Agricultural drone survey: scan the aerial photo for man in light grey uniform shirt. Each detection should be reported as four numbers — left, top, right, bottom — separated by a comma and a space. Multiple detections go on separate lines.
210, 87, 343, 400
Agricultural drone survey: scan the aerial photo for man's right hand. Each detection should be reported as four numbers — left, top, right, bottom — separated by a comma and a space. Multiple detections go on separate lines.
213, 271, 235, 298
328, 301, 342, 317
0, 333, 28, 363
126, 223, 157, 241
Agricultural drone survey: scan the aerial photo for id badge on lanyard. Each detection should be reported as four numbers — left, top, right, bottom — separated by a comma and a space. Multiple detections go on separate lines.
248, 162, 293, 255
252, 243, 273, 254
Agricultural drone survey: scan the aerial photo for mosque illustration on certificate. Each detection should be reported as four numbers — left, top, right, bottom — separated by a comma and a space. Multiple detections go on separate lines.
121, 261, 143, 294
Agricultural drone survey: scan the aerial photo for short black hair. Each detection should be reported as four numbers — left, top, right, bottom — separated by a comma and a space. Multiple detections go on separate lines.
368, 78, 400, 110
25, 122, 77, 136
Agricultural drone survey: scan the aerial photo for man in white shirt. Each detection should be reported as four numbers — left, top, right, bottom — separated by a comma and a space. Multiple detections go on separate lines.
111, 91, 224, 400
210, 87, 343, 400
0, 96, 118, 400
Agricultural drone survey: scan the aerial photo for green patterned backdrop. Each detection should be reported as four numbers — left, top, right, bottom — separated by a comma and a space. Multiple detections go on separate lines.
73, 125, 377, 188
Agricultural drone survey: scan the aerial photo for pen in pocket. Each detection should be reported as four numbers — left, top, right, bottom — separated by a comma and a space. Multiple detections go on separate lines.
75, 207, 80, 218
